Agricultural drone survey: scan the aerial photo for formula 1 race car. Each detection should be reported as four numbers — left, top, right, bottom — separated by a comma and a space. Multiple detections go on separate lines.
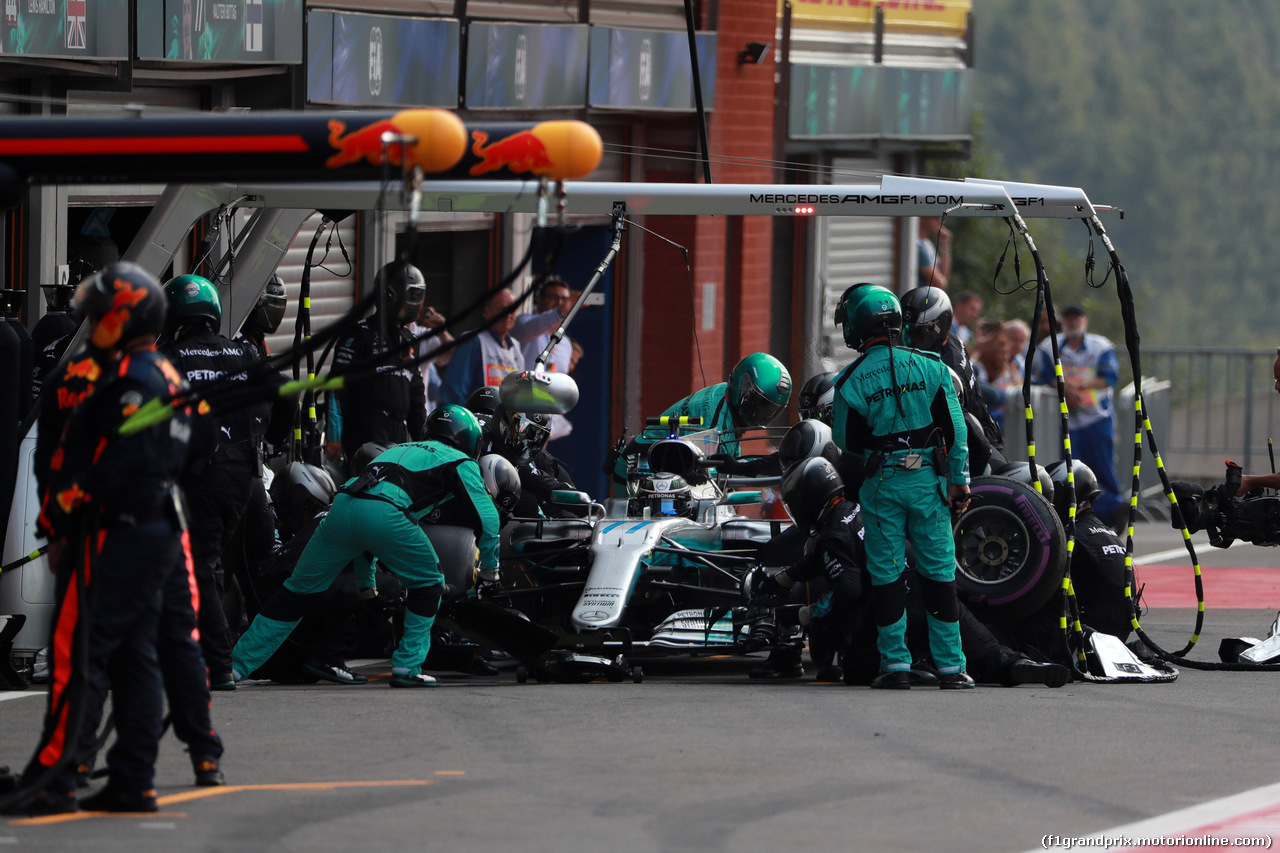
438, 422, 794, 683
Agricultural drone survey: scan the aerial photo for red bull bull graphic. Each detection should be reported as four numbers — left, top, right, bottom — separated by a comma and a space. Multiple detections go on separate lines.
464, 120, 602, 181
325, 109, 467, 172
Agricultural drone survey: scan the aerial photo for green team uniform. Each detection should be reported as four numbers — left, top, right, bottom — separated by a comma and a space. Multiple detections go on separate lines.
832, 344, 969, 674
232, 440, 499, 679
661, 382, 741, 457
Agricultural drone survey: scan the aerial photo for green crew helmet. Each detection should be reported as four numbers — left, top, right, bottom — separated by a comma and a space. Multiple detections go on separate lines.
835, 283, 901, 350
727, 352, 792, 426
425, 404, 484, 458
163, 274, 222, 338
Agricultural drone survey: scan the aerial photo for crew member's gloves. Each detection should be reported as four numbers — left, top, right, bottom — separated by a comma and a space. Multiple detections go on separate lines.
751, 569, 795, 603
708, 454, 744, 475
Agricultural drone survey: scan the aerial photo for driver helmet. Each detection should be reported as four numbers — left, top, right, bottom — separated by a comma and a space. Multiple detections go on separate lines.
425, 404, 483, 458
779, 457, 845, 531
726, 352, 792, 427
244, 274, 287, 336
834, 283, 901, 351
162, 273, 221, 339
76, 262, 167, 351
373, 261, 427, 326
479, 453, 522, 519
797, 372, 836, 425
900, 286, 953, 353
631, 472, 695, 518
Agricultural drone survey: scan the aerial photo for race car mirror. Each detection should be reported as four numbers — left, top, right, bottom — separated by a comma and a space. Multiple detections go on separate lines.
720, 491, 762, 506
647, 439, 705, 483
499, 369, 579, 415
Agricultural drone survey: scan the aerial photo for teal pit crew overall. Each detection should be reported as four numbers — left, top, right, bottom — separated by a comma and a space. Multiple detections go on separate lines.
832, 344, 969, 675
232, 441, 500, 680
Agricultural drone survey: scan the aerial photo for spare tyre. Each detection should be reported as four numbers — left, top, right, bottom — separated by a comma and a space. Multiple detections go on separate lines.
953, 474, 1067, 622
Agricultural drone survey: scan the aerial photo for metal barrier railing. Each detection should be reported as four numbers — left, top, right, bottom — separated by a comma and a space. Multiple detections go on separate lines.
1136, 347, 1278, 477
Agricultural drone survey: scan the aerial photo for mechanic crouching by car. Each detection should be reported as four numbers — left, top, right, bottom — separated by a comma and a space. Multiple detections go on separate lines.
231, 405, 499, 688
161, 274, 292, 690
830, 284, 973, 690
987, 460, 1137, 665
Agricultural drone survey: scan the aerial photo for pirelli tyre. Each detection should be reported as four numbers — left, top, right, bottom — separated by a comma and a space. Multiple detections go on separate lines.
422, 525, 480, 593
952, 475, 1067, 622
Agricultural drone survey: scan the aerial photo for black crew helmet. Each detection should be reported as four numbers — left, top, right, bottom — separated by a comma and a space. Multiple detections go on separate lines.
245, 274, 287, 336
270, 461, 337, 538
466, 385, 502, 416
425, 404, 484, 458
780, 457, 845, 531
374, 261, 427, 325
900, 286, 953, 353
1046, 459, 1103, 523
777, 420, 840, 473
479, 453, 522, 518
350, 442, 390, 477
797, 372, 836, 424
76, 261, 167, 351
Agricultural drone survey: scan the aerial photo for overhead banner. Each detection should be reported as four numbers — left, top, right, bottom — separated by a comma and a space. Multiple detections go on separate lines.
136, 0, 302, 62
0, 0, 127, 59
308, 11, 459, 107
588, 26, 716, 111
780, 0, 970, 36
789, 65, 971, 139
464, 23, 588, 109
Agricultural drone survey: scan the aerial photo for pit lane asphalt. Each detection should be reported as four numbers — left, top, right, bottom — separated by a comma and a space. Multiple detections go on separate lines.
3, 520, 1279, 853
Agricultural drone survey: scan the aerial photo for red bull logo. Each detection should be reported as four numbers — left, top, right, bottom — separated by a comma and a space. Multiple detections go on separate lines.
468, 129, 555, 177
468, 120, 603, 180
326, 110, 467, 173
63, 357, 100, 383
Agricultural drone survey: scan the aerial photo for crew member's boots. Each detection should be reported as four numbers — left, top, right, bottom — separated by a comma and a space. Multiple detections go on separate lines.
749, 643, 804, 679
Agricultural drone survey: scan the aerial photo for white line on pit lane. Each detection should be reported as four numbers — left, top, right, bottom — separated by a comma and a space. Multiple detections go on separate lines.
1134, 539, 1248, 565
1023, 778, 1280, 852
0, 693, 41, 703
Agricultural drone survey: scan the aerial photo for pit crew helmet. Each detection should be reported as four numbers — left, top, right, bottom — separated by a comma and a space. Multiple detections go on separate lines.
270, 460, 337, 538
75, 262, 167, 351
797, 372, 836, 424
244, 274, 287, 336
350, 442, 390, 477
900, 286, 953, 353
777, 420, 839, 473
374, 261, 427, 325
993, 461, 1054, 501
494, 404, 551, 461
479, 453, 522, 518
727, 352, 792, 426
632, 472, 695, 518
834, 283, 901, 351
780, 457, 845, 531
1047, 459, 1103, 523
163, 274, 221, 339
466, 385, 502, 416
426, 404, 483, 458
